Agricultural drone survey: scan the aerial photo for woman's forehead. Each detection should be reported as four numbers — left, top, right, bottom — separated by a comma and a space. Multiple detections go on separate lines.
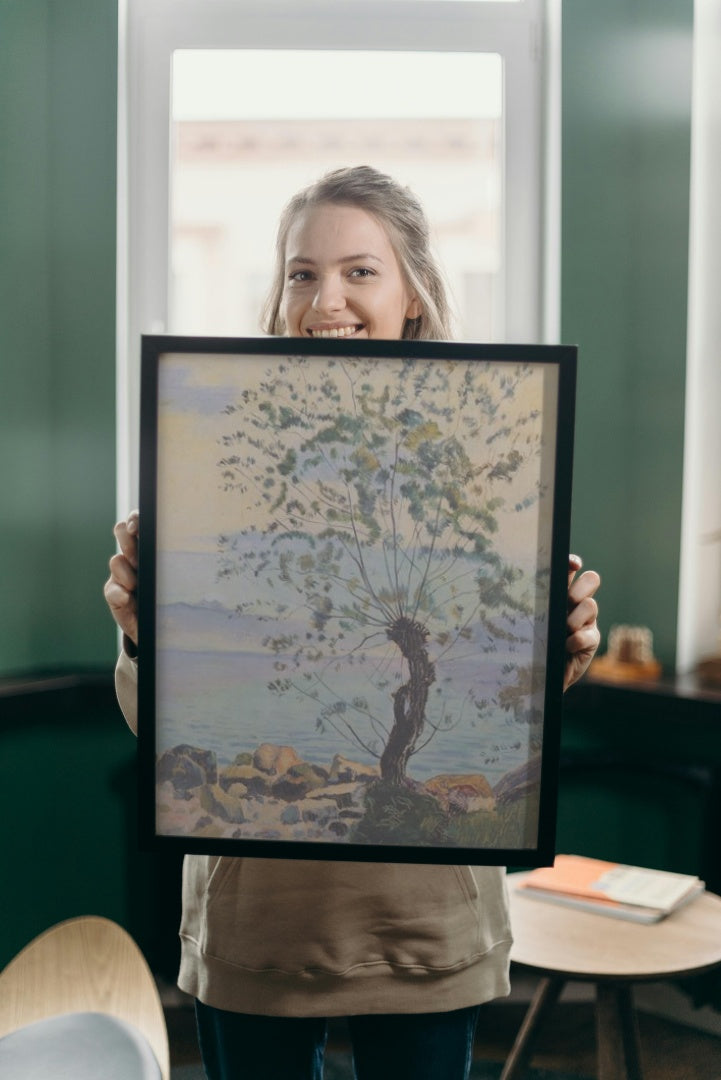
285, 202, 396, 262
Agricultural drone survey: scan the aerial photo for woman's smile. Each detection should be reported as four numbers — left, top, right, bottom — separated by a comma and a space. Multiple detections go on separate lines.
306, 322, 365, 338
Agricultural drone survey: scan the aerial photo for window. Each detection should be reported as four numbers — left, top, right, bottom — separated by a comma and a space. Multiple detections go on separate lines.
118, 0, 557, 510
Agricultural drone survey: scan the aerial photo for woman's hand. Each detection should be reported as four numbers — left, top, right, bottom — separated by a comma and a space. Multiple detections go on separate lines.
564, 554, 601, 691
103, 510, 139, 647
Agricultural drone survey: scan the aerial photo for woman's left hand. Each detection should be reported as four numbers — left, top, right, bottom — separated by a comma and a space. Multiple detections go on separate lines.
564, 555, 601, 691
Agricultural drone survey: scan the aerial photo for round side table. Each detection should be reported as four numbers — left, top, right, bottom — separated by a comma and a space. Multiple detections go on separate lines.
502, 872, 721, 1080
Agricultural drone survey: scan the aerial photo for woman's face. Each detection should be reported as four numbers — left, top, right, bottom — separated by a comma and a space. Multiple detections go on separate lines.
280, 203, 421, 340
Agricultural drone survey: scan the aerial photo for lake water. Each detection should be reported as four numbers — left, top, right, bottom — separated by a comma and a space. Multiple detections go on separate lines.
155, 646, 534, 785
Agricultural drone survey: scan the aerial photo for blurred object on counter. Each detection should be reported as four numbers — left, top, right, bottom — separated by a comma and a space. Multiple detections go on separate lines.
591, 624, 662, 683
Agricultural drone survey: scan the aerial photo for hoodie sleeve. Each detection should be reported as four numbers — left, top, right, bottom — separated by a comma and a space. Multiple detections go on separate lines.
115, 643, 139, 736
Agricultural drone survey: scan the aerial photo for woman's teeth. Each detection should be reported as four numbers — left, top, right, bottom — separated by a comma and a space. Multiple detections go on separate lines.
310, 325, 360, 338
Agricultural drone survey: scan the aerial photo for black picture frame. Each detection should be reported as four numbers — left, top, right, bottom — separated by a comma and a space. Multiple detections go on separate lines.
138, 335, 576, 865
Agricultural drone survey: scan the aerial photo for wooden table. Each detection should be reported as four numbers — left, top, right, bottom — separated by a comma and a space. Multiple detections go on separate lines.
502, 873, 721, 1080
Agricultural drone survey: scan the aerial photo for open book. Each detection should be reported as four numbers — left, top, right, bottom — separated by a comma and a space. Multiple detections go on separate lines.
516, 854, 705, 923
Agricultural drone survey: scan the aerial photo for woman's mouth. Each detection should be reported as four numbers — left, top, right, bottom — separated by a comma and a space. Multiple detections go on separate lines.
307, 324, 364, 339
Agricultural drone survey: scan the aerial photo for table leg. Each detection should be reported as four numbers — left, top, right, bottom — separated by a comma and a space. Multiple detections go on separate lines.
499, 976, 565, 1080
596, 982, 643, 1080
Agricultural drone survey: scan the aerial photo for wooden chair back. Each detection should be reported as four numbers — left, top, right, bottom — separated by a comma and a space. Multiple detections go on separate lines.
0, 916, 169, 1080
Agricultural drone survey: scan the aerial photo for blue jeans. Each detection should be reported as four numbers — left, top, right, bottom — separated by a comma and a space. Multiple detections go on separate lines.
195, 1000, 481, 1080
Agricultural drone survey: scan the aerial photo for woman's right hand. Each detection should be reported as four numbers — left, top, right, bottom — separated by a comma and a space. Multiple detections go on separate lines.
104, 510, 139, 646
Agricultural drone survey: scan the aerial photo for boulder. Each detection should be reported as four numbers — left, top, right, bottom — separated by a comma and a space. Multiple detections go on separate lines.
253, 743, 302, 776
280, 803, 302, 826
329, 754, 379, 783
493, 755, 542, 806
193, 815, 214, 832
423, 773, 495, 814
294, 761, 330, 782
271, 763, 328, 802
300, 798, 344, 826
219, 763, 270, 795
157, 744, 218, 792
199, 783, 246, 824
225, 782, 249, 799
307, 782, 361, 810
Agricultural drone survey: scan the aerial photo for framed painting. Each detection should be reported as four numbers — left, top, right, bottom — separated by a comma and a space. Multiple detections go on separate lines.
138, 335, 576, 865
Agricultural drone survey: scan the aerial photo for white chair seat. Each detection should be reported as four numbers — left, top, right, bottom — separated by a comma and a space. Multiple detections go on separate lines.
0, 1011, 163, 1079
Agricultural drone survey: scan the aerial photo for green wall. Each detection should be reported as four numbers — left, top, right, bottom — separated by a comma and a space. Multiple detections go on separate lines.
0, 0, 128, 970
0, 0, 118, 676
562, 0, 693, 669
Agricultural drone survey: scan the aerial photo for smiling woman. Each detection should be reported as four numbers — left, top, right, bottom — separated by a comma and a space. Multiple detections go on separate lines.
105, 143, 600, 1078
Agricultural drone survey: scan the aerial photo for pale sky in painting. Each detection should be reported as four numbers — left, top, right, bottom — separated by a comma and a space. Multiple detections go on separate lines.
154, 350, 558, 569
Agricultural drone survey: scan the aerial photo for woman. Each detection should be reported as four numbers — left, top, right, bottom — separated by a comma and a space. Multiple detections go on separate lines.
106, 166, 601, 1080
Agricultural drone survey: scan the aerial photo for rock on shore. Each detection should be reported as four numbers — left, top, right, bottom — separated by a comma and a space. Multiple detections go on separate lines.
154, 742, 531, 843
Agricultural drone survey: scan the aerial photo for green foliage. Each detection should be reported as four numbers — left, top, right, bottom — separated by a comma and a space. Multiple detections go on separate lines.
445, 796, 538, 850
349, 781, 538, 851
350, 781, 452, 846
216, 356, 546, 770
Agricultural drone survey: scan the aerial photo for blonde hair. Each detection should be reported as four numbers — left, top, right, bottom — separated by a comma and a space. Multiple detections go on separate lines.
262, 165, 453, 341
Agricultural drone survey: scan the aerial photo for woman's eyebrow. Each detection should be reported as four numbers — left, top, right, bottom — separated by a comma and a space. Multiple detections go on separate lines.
286, 253, 384, 266
339, 253, 384, 264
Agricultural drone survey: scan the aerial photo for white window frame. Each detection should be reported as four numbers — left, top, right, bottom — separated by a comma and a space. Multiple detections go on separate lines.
117, 0, 559, 512
676, 0, 721, 674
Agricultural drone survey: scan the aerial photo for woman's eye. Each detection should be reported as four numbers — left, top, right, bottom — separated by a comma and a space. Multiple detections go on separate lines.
288, 269, 313, 283
349, 267, 375, 279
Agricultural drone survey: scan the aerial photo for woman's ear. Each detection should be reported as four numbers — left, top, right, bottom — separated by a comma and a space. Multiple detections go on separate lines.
406, 296, 422, 320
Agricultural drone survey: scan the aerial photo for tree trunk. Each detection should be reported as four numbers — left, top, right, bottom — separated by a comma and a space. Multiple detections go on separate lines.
380, 617, 436, 784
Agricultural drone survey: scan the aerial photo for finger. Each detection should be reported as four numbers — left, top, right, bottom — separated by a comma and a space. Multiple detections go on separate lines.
103, 577, 133, 614
564, 650, 596, 691
566, 594, 599, 634
568, 553, 583, 589
566, 623, 601, 657
103, 579, 139, 642
568, 568, 601, 607
113, 517, 139, 568
108, 552, 137, 593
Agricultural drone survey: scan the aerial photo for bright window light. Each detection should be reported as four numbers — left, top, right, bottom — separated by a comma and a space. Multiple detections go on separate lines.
173, 50, 502, 121
170, 50, 503, 341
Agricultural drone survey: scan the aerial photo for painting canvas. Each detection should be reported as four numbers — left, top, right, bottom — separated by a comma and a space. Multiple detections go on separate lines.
138, 336, 576, 865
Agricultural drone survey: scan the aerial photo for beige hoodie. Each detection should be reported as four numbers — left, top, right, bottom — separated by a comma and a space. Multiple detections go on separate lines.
116, 650, 512, 1016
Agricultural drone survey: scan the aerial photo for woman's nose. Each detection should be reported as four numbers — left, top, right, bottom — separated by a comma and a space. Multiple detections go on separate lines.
312, 274, 345, 314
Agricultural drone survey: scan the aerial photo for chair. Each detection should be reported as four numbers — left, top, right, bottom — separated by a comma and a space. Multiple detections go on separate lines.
0, 915, 170, 1079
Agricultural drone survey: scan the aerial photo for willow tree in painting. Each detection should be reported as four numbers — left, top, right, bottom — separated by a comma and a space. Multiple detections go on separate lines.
217, 356, 543, 786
